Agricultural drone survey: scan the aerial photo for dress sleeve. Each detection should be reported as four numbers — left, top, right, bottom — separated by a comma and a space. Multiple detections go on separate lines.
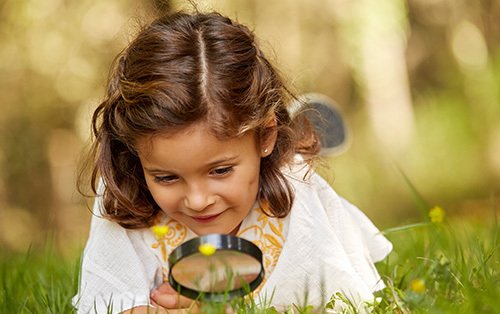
72, 186, 163, 314
258, 165, 392, 311
338, 197, 393, 263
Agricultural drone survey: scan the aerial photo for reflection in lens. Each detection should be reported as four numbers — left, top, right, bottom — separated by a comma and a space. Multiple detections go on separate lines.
171, 250, 261, 293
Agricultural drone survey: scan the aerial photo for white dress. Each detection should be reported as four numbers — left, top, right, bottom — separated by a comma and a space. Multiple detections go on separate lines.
72, 162, 392, 313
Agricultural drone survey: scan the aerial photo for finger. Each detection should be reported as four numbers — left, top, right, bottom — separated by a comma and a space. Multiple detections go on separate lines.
155, 282, 177, 294
150, 290, 195, 309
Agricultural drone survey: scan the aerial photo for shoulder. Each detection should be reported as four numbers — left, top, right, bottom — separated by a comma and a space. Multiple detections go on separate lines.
77, 207, 162, 313
283, 156, 333, 197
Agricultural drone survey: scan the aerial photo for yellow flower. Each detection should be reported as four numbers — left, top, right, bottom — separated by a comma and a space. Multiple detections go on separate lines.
199, 243, 216, 256
428, 205, 445, 223
152, 225, 169, 239
410, 279, 426, 293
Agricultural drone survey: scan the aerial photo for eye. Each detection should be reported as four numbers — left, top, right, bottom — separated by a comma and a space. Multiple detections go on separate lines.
211, 166, 233, 176
153, 175, 178, 183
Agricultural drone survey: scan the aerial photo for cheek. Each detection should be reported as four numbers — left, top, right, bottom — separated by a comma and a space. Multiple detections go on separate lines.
148, 185, 181, 213
225, 166, 260, 201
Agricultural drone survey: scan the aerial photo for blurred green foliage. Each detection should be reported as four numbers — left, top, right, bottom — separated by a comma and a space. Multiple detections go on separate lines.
0, 0, 499, 251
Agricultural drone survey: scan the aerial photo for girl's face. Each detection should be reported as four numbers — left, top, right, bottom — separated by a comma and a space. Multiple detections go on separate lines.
137, 124, 269, 236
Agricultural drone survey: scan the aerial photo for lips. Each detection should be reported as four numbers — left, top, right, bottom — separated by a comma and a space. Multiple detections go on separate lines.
191, 213, 222, 224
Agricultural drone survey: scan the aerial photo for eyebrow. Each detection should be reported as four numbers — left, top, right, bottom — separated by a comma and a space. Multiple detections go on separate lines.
143, 156, 238, 174
206, 156, 238, 167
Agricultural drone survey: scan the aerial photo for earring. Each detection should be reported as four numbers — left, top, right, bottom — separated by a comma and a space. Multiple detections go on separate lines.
264, 149, 269, 154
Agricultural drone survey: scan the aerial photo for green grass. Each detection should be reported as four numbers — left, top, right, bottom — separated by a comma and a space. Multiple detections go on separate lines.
1, 210, 499, 313
0, 239, 81, 313
373, 214, 500, 314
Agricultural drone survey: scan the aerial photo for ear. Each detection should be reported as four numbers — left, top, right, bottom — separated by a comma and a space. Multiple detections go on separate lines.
260, 115, 278, 157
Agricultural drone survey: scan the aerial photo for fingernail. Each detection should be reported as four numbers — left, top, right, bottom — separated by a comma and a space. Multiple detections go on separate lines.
150, 291, 155, 299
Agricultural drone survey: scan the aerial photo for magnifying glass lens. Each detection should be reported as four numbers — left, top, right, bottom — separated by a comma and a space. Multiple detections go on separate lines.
171, 250, 261, 292
168, 234, 264, 301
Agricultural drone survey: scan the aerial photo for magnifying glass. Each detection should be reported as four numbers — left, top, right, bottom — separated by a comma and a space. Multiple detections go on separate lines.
290, 93, 351, 156
168, 234, 265, 302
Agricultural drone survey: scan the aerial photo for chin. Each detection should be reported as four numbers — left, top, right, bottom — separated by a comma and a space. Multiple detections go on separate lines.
193, 226, 236, 236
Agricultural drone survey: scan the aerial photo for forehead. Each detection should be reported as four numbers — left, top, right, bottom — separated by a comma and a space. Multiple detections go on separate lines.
136, 123, 257, 161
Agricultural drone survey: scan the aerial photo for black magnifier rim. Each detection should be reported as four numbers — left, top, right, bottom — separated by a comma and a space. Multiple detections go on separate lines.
291, 93, 351, 157
168, 234, 265, 302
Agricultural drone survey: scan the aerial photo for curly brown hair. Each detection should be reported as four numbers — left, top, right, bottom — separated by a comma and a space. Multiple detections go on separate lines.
79, 11, 320, 229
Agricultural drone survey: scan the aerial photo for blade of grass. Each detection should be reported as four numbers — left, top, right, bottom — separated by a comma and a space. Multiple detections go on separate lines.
394, 164, 432, 218
381, 222, 433, 235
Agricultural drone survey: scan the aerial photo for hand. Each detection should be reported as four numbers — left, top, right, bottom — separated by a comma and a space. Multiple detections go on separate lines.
150, 283, 199, 313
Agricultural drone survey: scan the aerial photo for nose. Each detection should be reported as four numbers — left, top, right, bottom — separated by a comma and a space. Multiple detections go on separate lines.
183, 182, 215, 211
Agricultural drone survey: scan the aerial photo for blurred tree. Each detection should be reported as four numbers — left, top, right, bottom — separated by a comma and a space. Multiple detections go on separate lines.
0, 0, 137, 249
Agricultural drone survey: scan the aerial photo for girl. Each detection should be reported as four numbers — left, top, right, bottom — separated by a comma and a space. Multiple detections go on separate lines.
73, 11, 392, 313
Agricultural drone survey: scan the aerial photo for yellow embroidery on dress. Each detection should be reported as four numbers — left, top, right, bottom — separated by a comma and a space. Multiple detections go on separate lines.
237, 202, 285, 293
162, 266, 169, 282
151, 219, 188, 263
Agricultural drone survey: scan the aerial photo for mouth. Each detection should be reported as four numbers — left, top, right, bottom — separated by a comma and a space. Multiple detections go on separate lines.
190, 212, 222, 224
